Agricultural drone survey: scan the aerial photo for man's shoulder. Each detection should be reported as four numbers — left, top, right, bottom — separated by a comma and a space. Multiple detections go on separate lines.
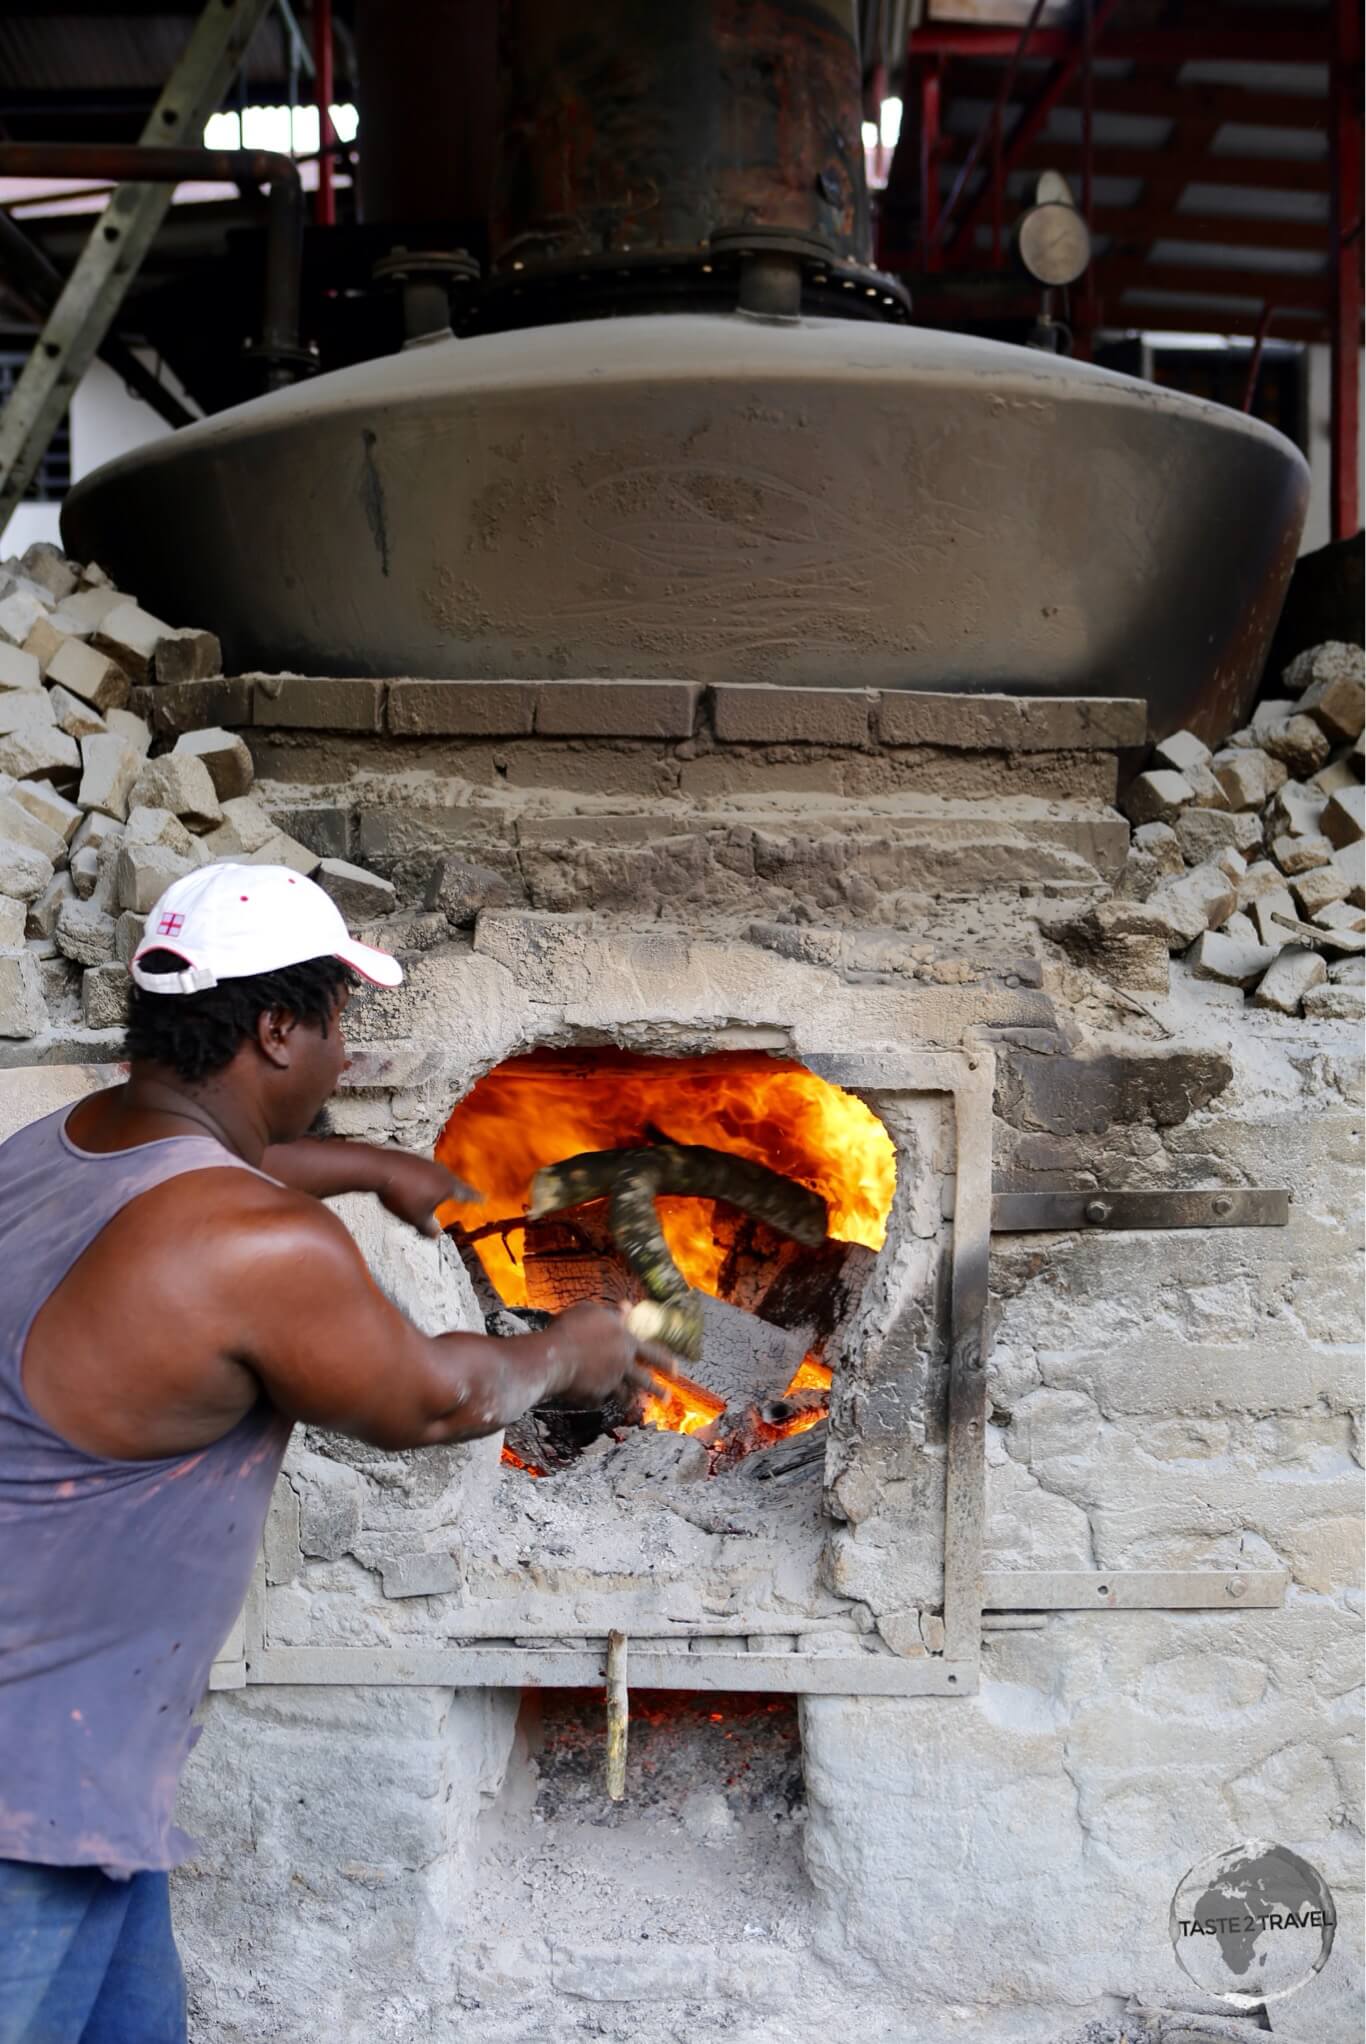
119, 1160, 359, 1262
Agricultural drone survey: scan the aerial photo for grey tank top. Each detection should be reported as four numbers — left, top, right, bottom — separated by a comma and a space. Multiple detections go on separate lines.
0, 1103, 291, 1877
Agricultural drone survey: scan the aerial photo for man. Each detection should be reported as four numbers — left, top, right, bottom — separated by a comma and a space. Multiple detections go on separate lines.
0, 863, 669, 2044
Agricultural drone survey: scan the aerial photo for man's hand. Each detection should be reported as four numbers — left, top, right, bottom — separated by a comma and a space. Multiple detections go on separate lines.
374, 1152, 480, 1237
541, 1301, 679, 1408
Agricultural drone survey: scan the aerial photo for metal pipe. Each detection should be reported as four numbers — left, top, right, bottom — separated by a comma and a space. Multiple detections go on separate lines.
918, 62, 942, 272
933, 0, 1051, 250
1330, 0, 1362, 538
1240, 306, 1275, 414
313, 0, 335, 230
1079, 0, 1096, 348
1080, 0, 1095, 227
0, 144, 305, 390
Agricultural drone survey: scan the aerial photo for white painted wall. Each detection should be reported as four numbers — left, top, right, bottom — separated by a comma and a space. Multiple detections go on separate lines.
3, 353, 183, 556
1302, 342, 1366, 555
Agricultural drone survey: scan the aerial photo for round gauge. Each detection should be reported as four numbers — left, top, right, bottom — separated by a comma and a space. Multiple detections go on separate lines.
1016, 202, 1092, 287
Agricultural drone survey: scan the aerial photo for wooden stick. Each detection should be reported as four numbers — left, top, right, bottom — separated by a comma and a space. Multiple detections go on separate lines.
605, 1630, 629, 1801
626, 1299, 706, 1363
529, 1141, 829, 1244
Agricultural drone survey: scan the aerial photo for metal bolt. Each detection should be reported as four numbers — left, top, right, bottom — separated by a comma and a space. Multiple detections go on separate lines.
1084, 1200, 1110, 1224
1212, 1195, 1233, 1217
1226, 1578, 1248, 1600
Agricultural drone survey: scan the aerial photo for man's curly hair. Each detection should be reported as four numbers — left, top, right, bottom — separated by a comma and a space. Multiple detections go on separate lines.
125, 949, 356, 1084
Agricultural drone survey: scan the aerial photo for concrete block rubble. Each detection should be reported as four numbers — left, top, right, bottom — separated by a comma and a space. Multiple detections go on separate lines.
1066, 641, 1364, 1022
0, 543, 397, 1039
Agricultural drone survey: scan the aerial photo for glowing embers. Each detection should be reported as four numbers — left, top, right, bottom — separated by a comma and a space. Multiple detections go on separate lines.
436, 1050, 895, 1474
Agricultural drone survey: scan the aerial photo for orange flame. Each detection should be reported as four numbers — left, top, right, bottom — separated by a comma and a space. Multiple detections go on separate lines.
640, 1374, 726, 1437
640, 1355, 833, 1447
436, 1050, 896, 1308
785, 1356, 834, 1395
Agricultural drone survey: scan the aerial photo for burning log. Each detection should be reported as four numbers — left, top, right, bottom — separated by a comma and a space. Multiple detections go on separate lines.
708, 1387, 830, 1470
757, 1237, 878, 1344
521, 1210, 629, 1315
703, 1373, 834, 1471
742, 1420, 829, 1482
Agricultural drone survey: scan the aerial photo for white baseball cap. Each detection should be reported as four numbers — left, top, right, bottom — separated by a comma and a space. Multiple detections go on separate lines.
130, 863, 404, 994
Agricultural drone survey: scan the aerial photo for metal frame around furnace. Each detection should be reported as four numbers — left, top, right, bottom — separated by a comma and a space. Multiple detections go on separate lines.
223, 1046, 1287, 1703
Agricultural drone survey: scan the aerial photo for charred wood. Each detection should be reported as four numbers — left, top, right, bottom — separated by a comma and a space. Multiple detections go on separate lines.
743, 1421, 830, 1481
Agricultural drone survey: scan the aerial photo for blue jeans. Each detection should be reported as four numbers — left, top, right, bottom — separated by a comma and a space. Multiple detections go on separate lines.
0, 1860, 186, 2044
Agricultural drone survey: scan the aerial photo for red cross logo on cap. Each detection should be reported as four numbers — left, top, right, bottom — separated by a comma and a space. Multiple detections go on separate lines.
157, 912, 185, 936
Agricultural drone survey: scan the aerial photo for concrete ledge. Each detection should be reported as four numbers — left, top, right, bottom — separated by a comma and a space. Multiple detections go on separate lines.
515, 813, 688, 843
533, 679, 701, 739
134, 677, 254, 734
250, 676, 386, 732
389, 679, 537, 737
877, 692, 1147, 750
712, 685, 874, 747
133, 677, 1147, 756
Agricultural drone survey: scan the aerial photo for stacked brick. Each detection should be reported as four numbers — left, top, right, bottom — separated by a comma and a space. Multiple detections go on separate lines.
1118, 643, 1365, 1021
0, 544, 395, 1039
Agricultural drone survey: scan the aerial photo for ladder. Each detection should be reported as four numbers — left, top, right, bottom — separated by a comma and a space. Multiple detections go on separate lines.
0, 0, 278, 534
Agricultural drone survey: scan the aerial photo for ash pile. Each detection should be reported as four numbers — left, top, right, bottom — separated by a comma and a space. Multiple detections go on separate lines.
1051, 641, 1364, 1021
0, 542, 398, 1041
464, 1134, 871, 1509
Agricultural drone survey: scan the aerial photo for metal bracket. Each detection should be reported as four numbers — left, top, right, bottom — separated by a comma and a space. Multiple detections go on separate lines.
991, 1189, 1290, 1232
803, 1049, 994, 1686
0, 0, 276, 528
982, 1570, 1288, 1610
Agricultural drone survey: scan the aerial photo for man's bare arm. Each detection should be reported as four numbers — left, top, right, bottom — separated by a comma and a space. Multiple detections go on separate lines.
261, 1137, 480, 1235
226, 1185, 658, 1450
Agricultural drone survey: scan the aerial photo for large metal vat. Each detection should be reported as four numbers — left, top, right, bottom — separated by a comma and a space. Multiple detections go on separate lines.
63, 311, 1308, 741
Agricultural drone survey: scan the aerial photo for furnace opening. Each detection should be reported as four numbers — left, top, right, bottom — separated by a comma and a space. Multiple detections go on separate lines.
436, 1050, 896, 1476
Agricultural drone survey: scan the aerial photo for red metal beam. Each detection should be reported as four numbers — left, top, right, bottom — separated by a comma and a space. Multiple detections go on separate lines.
1015, 78, 1330, 129
933, 0, 1052, 253
1079, 0, 1097, 345
905, 290, 1328, 339
1111, 307, 1327, 336
943, 0, 1124, 258
911, 26, 1330, 63
1093, 208, 1331, 254
1093, 258, 1331, 308
919, 62, 943, 271
1330, 0, 1363, 535
1007, 142, 1330, 192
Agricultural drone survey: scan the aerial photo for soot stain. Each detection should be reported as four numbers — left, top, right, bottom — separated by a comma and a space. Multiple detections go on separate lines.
361, 429, 391, 578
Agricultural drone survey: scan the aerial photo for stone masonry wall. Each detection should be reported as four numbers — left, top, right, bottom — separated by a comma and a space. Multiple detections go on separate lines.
165, 945, 1361, 2044
0, 587, 1358, 2041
